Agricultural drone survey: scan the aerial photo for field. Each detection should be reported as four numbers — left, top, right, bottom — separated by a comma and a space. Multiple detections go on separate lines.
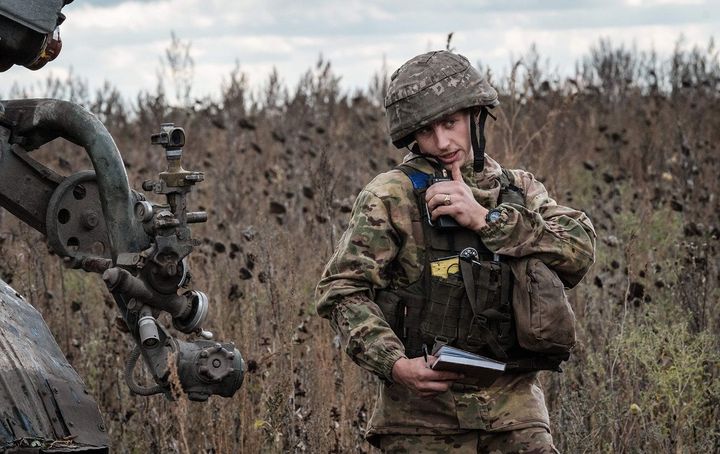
1, 39, 719, 452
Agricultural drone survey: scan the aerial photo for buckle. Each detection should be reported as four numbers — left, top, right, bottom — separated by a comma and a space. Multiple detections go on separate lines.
466, 314, 488, 346
459, 247, 478, 262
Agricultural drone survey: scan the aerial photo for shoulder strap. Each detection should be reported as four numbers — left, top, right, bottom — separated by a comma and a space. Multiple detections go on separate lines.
396, 163, 433, 190
499, 167, 515, 188
497, 167, 526, 208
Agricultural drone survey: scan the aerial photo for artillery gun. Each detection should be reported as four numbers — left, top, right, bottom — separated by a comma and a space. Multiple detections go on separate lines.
1, 2, 245, 452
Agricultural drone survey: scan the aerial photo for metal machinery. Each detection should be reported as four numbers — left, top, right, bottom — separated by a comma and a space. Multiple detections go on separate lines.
1, 2, 244, 452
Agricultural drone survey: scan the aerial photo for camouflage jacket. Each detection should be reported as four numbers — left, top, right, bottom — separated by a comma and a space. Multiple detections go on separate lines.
316, 153, 596, 437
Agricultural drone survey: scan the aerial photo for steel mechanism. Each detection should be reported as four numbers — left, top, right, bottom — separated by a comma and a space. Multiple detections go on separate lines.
1, 2, 244, 452
0, 99, 245, 451
45, 170, 113, 260
102, 122, 244, 402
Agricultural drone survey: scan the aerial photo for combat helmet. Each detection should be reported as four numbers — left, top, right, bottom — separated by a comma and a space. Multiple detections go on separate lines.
385, 50, 499, 171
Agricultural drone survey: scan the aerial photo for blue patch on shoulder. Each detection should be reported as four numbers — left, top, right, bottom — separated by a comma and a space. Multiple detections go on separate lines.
404, 169, 432, 190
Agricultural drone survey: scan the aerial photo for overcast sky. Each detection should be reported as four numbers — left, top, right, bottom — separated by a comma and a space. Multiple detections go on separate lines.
2, 0, 718, 103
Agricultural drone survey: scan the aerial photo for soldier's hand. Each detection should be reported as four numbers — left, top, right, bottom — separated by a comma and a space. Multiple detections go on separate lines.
425, 162, 488, 231
391, 356, 463, 398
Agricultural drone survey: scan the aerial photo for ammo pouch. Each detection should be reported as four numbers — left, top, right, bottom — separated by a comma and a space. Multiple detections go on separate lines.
509, 257, 576, 354
377, 257, 516, 360
420, 258, 515, 359
375, 288, 425, 357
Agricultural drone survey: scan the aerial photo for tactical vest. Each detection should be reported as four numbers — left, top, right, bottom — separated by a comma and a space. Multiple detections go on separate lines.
376, 161, 566, 372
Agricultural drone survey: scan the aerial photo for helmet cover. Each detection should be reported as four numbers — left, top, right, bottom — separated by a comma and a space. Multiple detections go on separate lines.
385, 50, 499, 148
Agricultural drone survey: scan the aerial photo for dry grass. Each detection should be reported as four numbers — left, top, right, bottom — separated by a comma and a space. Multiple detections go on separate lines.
1, 39, 719, 453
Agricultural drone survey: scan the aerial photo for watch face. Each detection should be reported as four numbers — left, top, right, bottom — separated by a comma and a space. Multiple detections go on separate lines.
487, 209, 502, 223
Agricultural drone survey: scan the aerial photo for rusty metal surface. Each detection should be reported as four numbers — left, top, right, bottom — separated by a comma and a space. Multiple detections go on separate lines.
0, 124, 62, 234
0, 279, 109, 451
1, 99, 150, 259
45, 171, 111, 260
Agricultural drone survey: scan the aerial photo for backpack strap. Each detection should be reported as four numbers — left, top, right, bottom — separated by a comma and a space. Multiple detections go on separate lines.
498, 168, 526, 208
499, 167, 514, 187
396, 163, 433, 190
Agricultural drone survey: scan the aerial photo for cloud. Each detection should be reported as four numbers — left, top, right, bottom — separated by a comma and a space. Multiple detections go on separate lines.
2, 0, 717, 100
625, 0, 704, 5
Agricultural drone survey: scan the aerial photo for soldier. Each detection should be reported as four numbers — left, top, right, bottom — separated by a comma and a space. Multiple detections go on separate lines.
316, 50, 596, 453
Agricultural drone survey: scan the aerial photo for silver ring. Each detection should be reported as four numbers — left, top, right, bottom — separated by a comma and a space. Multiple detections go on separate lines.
443, 194, 451, 206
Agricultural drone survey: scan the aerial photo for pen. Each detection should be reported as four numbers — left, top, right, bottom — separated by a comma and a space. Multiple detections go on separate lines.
422, 344, 429, 367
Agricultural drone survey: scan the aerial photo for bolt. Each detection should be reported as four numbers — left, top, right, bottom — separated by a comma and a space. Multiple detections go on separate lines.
212, 359, 221, 368
81, 209, 99, 230
200, 350, 209, 358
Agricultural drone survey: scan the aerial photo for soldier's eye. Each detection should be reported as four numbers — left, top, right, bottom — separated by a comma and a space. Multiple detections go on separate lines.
416, 127, 432, 138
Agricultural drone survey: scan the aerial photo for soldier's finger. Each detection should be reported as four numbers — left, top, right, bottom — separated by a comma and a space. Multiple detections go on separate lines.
430, 204, 463, 221
426, 180, 462, 201
418, 366, 463, 382
426, 370, 464, 382
450, 161, 463, 182
428, 204, 445, 220
419, 380, 454, 394
428, 192, 453, 210
425, 192, 439, 209
422, 385, 451, 397
429, 205, 451, 221
425, 183, 449, 202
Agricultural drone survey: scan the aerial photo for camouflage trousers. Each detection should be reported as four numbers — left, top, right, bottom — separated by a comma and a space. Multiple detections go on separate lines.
377, 427, 559, 454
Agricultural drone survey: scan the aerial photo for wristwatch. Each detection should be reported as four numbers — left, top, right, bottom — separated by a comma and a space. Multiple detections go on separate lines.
485, 208, 504, 224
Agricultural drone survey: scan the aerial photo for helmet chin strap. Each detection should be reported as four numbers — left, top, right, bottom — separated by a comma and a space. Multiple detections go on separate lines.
470, 107, 494, 173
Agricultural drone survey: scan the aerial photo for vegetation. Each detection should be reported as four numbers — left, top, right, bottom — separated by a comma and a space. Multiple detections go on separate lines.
1, 38, 719, 453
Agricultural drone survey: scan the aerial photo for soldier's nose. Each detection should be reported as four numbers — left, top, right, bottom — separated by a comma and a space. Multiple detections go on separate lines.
434, 129, 451, 151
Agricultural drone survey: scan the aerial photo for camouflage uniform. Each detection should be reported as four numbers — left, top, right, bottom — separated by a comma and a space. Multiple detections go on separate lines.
316, 154, 595, 451
316, 50, 596, 452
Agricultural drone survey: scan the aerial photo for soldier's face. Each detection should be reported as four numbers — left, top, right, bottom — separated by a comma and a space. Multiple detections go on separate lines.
413, 111, 472, 169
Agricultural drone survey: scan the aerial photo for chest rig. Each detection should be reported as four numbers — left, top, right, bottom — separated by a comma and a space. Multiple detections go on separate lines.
376, 161, 525, 363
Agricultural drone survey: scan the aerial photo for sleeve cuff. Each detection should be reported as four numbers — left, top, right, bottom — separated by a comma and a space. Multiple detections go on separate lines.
376, 348, 408, 384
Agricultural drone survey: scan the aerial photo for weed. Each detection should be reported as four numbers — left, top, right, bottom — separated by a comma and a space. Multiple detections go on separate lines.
1, 38, 718, 452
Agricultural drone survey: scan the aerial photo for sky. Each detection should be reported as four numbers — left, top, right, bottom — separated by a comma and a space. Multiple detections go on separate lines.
2, 0, 718, 103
